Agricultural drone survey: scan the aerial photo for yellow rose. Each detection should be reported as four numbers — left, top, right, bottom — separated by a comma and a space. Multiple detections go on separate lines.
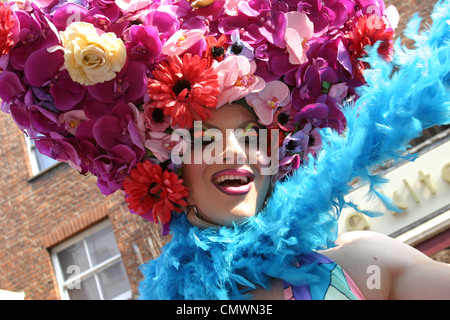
60, 22, 126, 86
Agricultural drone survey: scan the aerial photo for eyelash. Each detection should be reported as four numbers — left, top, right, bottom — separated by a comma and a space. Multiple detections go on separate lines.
189, 123, 261, 147
190, 127, 216, 146
238, 124, 260, 145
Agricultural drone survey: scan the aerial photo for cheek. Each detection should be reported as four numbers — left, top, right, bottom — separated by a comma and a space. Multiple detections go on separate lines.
182, 164, 206, 201
256, 175, 271, 205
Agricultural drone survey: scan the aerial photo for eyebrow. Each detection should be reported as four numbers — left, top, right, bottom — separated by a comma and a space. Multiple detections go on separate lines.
199, 120, 262, 130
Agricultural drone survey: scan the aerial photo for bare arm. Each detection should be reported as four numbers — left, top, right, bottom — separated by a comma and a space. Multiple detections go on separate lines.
322, 231, 450, 300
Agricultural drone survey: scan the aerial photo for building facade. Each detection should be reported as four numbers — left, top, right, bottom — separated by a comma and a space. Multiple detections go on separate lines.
336, 0, 450, 264
0, 0, 447, 300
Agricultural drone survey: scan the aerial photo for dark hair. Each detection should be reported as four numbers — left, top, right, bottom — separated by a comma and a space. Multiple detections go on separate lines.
233, 98, 264, 127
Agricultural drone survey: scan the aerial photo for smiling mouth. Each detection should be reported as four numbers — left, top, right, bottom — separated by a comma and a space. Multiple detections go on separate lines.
211, 169, 254, 196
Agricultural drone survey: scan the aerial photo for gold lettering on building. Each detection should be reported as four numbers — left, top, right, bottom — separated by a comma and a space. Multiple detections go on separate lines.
403, 179, 420, 203
442, 163, 450, 183
346, 212, 369, 231
418, 170, 436, 194
392, 190, 408, 214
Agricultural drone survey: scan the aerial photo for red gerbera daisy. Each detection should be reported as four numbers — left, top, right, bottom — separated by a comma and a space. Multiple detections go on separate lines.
147, 53, 220, 129
347, 14, 394, 81
123, 161, 190, 224
0, 3, 15, 56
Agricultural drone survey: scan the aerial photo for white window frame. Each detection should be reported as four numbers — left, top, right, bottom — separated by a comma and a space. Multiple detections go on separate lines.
51, 220, 132, 300
24, 134, 59, 176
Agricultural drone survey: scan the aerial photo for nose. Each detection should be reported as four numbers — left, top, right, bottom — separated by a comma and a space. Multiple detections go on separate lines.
222, 130, 247, 165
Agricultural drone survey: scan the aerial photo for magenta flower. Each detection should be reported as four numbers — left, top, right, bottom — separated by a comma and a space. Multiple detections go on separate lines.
143, 10, 180, 42
92, 103, 145, 153
87, 61, 148, 104
0, 71, 25, 101
51, 3, 89, 30
95, 144, 140, 195
125, 25, 162, 66
34, 133, 85, 171
271, 103, 298, 132
298, 0, 355, 36
50, 70, 87, 111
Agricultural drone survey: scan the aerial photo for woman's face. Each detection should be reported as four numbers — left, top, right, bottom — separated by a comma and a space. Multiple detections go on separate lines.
182, 103, 272, 226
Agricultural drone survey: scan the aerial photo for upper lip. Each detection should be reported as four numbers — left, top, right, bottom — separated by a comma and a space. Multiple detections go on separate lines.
211, 169, 254, 185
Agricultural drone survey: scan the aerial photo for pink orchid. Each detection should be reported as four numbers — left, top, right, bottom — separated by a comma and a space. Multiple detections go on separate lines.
328, 82, 348, 102
213, 55, 265, 107
245, 80, 290, 126
384, 5, 399, 30
115, 0, 150, 12
284, 12, 314, 65
57, 110, 89, 135
144, 132, 174, 163
161, 29, 205, 57
224, 0, 240, 16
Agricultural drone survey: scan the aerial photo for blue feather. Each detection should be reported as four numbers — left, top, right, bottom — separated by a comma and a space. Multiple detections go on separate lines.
138, 1, 450, 300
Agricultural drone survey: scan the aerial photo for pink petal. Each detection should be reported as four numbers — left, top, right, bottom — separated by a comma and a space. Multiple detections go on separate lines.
286, 11, 313, 39
251, 99, 275, 125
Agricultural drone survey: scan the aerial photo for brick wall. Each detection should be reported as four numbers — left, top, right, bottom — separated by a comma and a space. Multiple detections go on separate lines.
0, 0, 441, 300
0, 112, 169, 299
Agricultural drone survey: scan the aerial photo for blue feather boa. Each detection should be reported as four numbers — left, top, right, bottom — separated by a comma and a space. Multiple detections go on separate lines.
138, 0, 450, 300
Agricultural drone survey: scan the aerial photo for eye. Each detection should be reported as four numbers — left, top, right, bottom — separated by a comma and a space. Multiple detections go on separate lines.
244, 123, 260, 137
190, 126, 216, 147
237, 123, 260, 147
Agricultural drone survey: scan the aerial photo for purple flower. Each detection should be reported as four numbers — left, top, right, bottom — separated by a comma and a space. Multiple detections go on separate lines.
259, 11, 287, 46
297, 0, 355, 36
92, 103, 145, 153
271, 154, 301, 185
95, 144, 140, 195
24, 47, 64, 87
125, 25, 162, 66
87, 61, 148, 104
143, 10, 180, 42
50, 70, 87, 111
51, 3, 89, 30
34, 133, 85, 171
281, 128, 310, 156
0, 71, 25, 101
8, 11, 46, 70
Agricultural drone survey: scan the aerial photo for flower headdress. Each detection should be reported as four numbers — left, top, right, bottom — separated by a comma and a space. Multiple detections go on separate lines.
0, 0, 397, 234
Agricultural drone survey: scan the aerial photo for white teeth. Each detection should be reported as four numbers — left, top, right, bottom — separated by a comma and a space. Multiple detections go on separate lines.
213, 175, 249, 185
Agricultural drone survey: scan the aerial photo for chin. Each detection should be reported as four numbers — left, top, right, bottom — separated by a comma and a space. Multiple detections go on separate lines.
210, 201, 260, 226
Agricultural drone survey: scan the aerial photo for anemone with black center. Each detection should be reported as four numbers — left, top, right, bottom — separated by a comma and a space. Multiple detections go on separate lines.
211, 46, 225, 58
277, 112, 289, 125
230, 43, 243, 55
151, 108, 166, 123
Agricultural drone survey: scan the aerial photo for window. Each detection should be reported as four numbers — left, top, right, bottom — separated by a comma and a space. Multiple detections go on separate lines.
51, 221, 132, 300
25, 135, 59, 175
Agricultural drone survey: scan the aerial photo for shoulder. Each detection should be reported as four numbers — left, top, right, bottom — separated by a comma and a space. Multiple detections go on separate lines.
321, 231, 393, 300
322, 231, 450, 300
